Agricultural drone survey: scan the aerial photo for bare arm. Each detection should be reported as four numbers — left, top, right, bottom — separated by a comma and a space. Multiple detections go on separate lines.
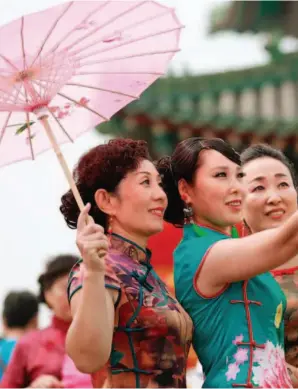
66, 204, 117, 373
198, 211, 298, 295
66, 272, 116, 373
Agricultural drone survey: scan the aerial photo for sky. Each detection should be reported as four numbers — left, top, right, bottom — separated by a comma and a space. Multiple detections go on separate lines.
0, 0, 297, 327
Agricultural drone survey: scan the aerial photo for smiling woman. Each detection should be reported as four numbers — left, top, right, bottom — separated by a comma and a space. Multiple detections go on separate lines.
155, 137, 298, 388
59, 138, 193, 389
241, 144, 298, 387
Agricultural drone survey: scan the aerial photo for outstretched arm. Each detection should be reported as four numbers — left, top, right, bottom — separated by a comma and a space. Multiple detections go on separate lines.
197, 211, 298, 296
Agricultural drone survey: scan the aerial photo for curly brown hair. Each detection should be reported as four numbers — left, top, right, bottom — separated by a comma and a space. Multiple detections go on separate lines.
60, 138, 151, 230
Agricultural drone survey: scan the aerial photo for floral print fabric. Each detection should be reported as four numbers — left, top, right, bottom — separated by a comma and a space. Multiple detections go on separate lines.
272, 267, 298, 367
174, 224, 292, 388
225, 336, 292, 387
68, 234, 193, 388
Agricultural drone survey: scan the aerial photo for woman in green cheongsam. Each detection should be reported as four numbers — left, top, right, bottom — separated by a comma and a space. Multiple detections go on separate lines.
241, 144, 298, 387
156, 137, 298, 388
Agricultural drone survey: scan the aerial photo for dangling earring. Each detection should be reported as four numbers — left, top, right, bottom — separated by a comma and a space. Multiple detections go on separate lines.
181, 195, 193, 224
183, 204, 194, 224
107, 216, 113, 239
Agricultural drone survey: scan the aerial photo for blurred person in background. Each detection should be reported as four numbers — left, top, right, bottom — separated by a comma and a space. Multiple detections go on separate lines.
1, 254, 78, 388
0, 291, 38, 380
61, 354, 92, 388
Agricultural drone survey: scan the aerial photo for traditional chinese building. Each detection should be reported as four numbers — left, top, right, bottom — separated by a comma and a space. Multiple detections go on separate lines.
97, 0, 298, 170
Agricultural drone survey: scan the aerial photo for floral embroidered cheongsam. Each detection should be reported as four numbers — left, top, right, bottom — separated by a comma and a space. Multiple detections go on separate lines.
68, 233, 193, 388
272, 266, 298, 385
174, 224, 292, 388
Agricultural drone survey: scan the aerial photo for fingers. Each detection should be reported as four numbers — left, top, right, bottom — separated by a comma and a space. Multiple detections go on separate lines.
80, 240, 109, 253
77, 203, 91, 231
30, 376, 62, 388
47, 377, 63, 388
76, 205, 109, 266
78, 231, 107, 242
76, 227, 108, 251
77, 204, 104, 237
52, 380, 64, 388
80, 223, 104, 237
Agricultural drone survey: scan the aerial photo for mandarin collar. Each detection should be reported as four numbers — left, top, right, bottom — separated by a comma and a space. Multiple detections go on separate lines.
183, 223, 239, 239
110, 233, 151, 264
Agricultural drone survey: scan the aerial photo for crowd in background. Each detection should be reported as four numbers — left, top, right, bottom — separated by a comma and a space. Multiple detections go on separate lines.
0, 254, 93, 388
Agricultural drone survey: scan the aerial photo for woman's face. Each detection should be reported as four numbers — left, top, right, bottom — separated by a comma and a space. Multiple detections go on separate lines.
182, 149, 244, 231
44, 274, 72, 322
242, 157, 297, 233
111, 159, 168, 242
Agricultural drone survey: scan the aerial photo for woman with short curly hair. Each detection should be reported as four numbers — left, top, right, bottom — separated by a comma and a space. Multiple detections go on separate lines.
61, 138, 193, 389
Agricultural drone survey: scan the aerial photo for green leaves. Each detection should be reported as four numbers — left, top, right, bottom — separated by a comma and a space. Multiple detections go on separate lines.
15, 121, 35, 135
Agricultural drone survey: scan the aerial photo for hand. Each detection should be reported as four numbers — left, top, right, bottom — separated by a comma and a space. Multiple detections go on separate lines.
29, 375, 64, 388
287, 363, 298, 387
76, 203, 109, 273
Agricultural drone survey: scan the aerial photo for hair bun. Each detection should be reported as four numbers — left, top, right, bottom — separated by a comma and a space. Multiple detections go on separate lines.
156, 156, 185, 227
60, 186, 81, 229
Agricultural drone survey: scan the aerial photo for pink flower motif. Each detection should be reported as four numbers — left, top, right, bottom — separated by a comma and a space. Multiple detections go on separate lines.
233, 334, 244, 345
233, 348, 248, 365
252, 341, 292, 388
77, 97, 89, 107
57, 111, 68, 119
225, 363, 240, 381
253, 348, 264, 364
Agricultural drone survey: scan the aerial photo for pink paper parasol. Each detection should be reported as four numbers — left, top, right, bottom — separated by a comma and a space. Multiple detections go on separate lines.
0, 1, 182, 210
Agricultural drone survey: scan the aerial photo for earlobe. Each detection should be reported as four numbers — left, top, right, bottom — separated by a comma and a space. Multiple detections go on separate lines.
94, 189, 115, 216
178, 179, 191, 204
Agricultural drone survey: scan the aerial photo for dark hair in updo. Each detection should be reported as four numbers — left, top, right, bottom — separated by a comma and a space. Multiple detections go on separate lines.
156, 137, 240, 227
60, 138, 151, 230
241, 144, 297, 187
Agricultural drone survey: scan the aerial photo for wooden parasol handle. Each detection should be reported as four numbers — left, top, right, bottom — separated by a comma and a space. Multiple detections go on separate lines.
39, 115, 85, 212
39, 113, 105, 263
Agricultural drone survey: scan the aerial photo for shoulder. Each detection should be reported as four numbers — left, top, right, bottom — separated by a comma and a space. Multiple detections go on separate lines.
174, 226, 227, 268
68, 253, 124, 302
174, 226, 229, 295
14, 329, 44, 350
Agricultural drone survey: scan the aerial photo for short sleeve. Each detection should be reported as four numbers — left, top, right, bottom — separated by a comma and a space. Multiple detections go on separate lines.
174, 232, 227, 305
174, 238, 214, 303
68, 257, 121, 302
68, 260, 84, 302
